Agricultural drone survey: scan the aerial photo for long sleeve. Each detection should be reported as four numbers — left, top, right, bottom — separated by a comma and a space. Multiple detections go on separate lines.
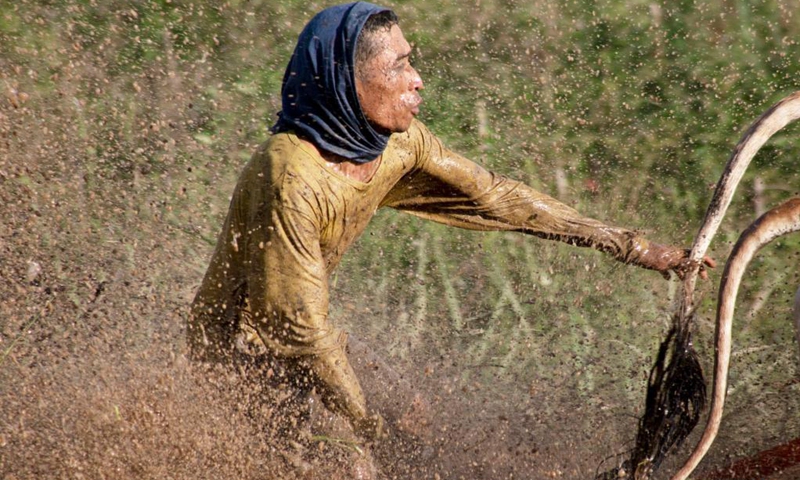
240, 148, 346, 357
189, 138, 347, 360
381, 121, 651, 266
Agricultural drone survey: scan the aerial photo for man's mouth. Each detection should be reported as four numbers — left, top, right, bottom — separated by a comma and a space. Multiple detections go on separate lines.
410, 98, 422, 115
403, 93, 423, 115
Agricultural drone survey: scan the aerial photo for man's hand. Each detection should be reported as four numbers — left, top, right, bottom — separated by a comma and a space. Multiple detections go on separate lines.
638, 242, 716, 280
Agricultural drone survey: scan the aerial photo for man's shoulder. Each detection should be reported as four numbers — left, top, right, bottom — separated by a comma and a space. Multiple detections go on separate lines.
235, 132, 319, 192
256, 131, 309, 162
249, 131, 324, 176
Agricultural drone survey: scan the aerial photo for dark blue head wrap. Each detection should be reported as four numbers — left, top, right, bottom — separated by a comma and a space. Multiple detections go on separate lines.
271, 2, 393, 164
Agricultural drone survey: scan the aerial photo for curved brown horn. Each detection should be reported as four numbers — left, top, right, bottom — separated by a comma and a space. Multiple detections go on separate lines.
681, 91, 800, 313
671, 197, 800, 480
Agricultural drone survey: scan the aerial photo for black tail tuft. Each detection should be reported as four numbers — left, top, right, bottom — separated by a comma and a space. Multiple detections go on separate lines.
597, 314, 706, 479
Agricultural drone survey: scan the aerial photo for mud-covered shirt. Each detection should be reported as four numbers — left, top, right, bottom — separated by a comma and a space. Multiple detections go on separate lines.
190, 119, 651, 357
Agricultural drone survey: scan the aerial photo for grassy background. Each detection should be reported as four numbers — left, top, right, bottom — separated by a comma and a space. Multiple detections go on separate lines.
2, 0, 800, 478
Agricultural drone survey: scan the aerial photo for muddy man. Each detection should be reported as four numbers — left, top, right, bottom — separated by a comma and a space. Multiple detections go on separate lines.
188, 2, 714, 442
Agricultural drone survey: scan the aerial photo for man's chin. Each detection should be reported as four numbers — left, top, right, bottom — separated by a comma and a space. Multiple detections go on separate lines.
394, 117, 416, 134
370, 117, 415, 135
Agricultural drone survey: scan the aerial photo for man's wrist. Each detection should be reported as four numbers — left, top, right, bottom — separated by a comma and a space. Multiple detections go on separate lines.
629, 237, 681, 272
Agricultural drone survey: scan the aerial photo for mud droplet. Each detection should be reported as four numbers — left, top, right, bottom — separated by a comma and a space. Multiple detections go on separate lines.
26, 260, 42, 284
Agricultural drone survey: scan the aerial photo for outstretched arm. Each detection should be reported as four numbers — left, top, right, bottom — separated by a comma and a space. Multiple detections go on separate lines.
383, 121, 713, 277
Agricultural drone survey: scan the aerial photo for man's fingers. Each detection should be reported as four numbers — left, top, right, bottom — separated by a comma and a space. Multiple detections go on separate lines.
651, 245, 715, 281
697, 255, 715, 281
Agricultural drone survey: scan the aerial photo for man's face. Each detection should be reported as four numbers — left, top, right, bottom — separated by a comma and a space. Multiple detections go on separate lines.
356, 25, 423, 134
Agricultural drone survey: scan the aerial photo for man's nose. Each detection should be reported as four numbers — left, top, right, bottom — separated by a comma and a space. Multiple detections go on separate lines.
411, 69, 423, 90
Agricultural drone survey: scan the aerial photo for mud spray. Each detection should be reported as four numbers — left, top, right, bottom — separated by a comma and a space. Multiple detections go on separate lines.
3, 3, 800, 479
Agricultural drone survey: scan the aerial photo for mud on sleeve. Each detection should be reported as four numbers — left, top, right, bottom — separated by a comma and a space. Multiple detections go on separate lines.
245, 169, 346, 357
382, 122, 650, 266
